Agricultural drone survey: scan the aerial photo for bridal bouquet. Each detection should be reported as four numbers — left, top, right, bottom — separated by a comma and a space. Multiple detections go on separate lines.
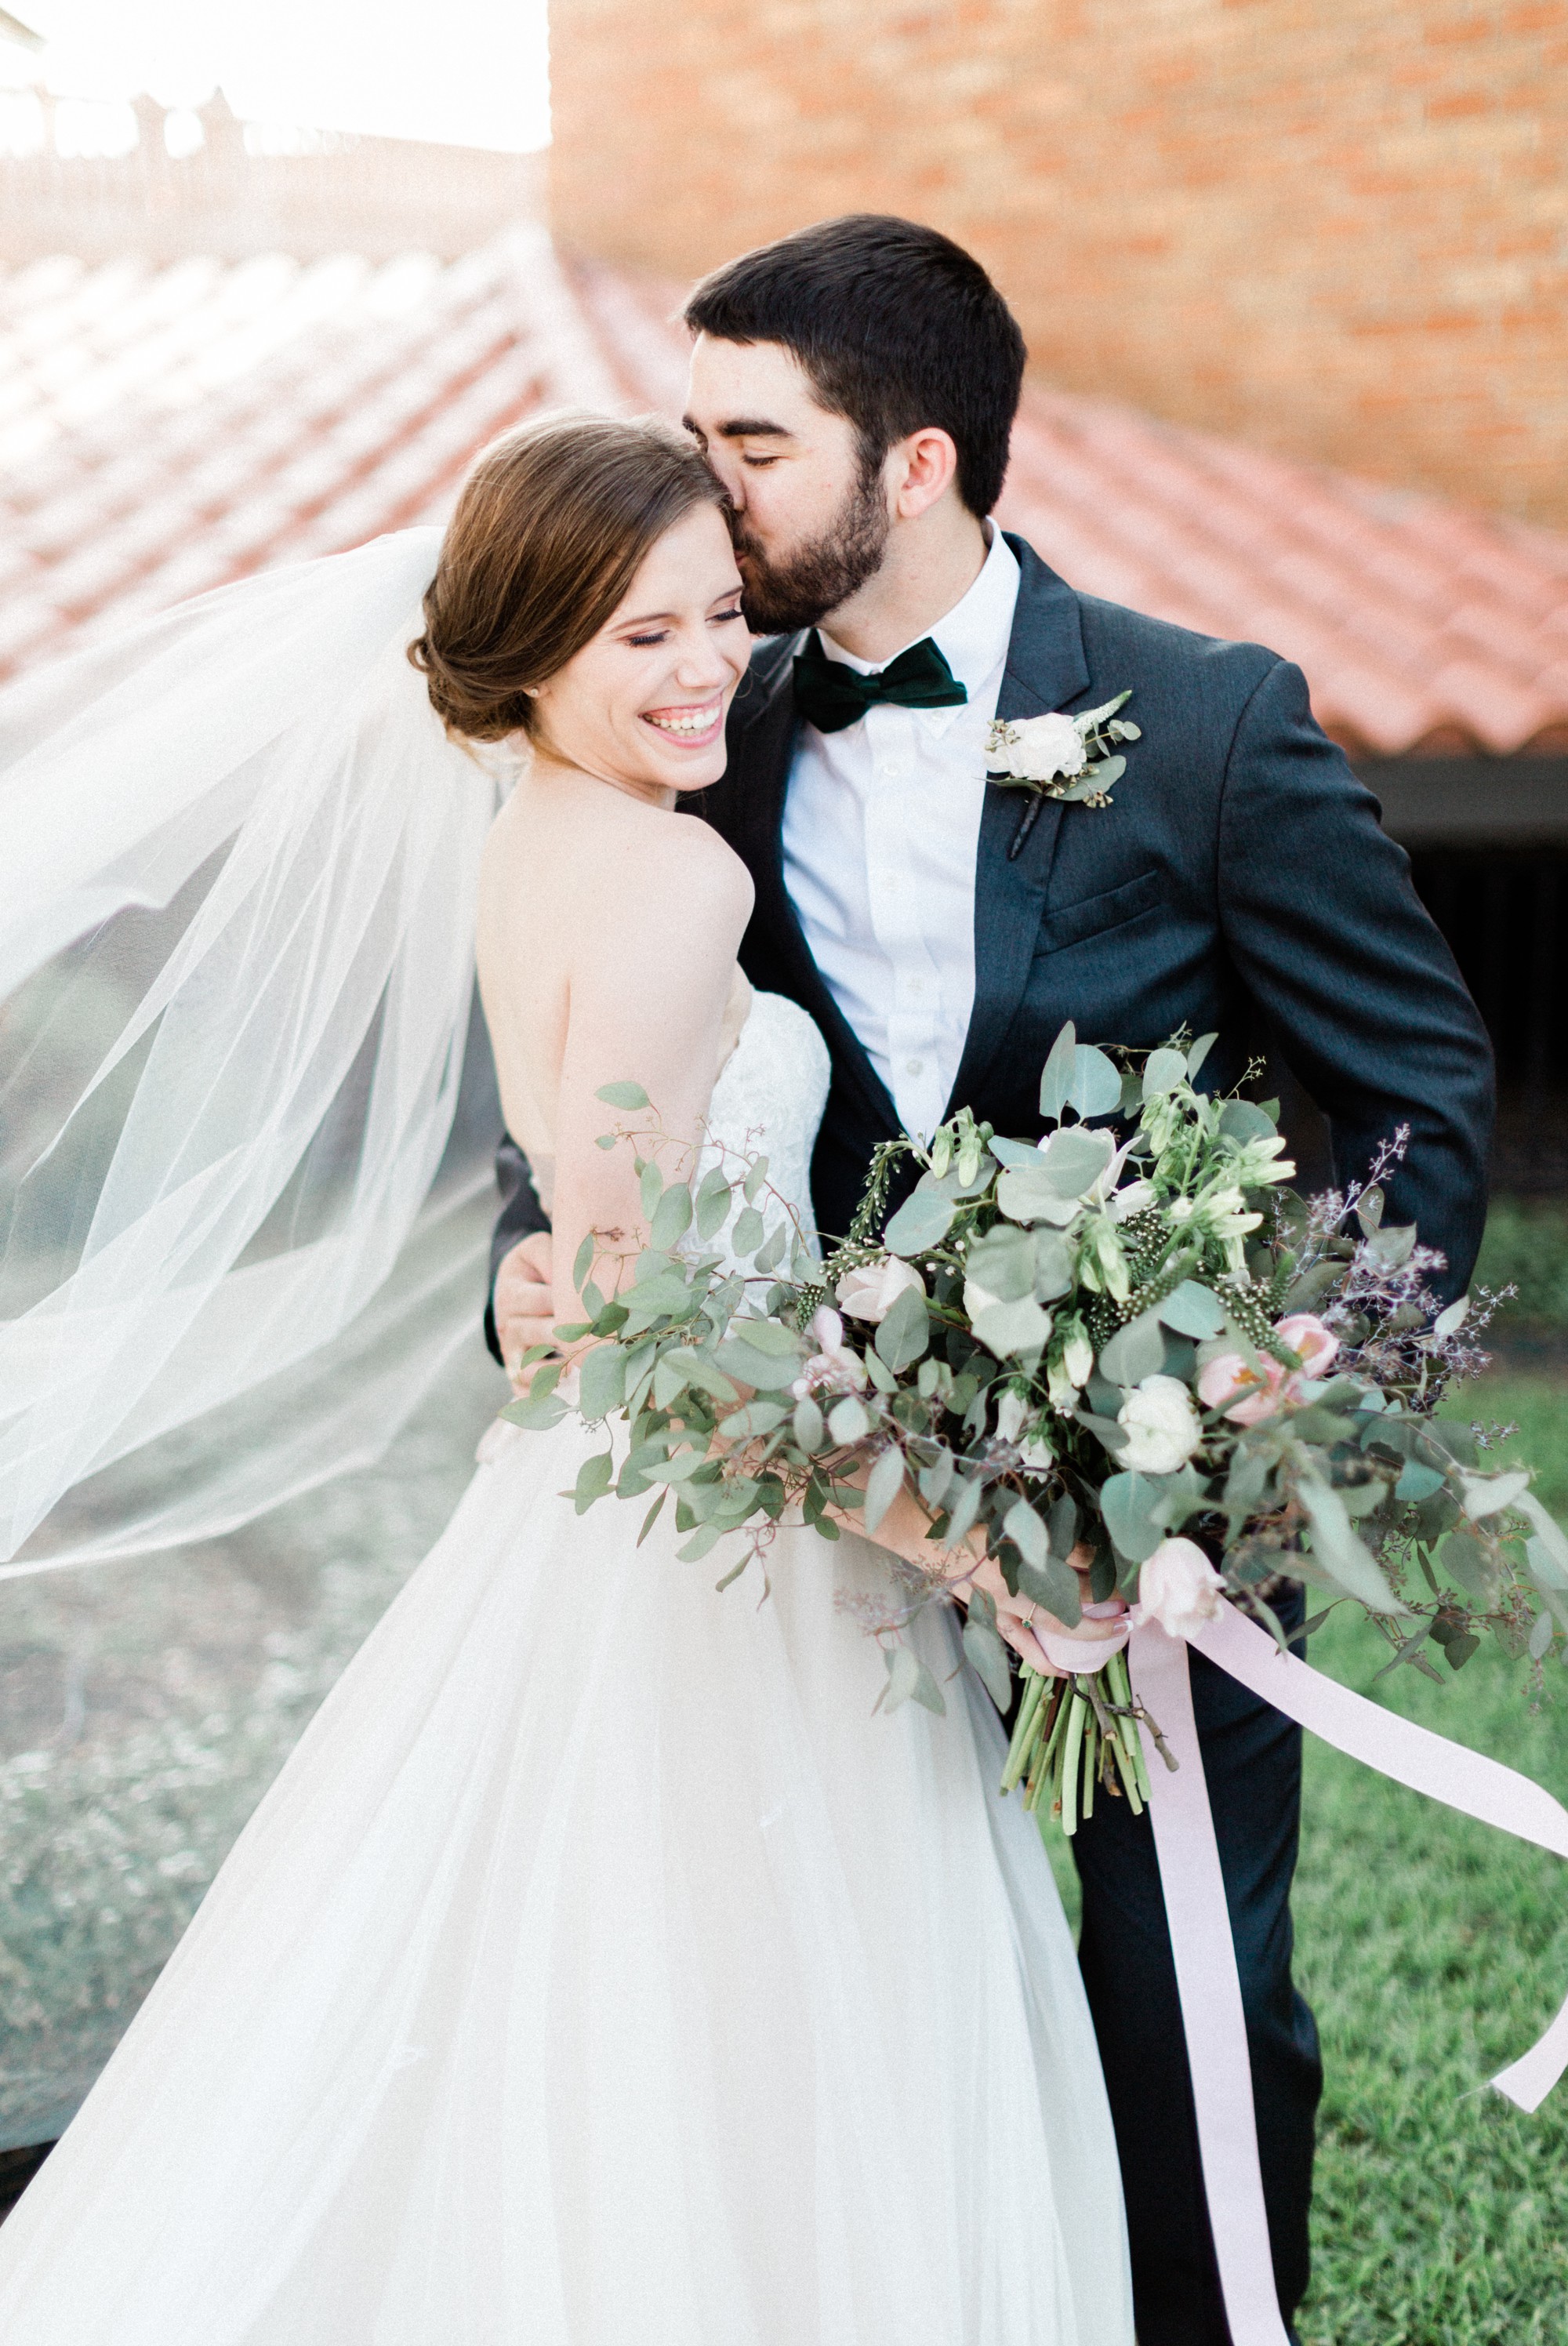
506, 1025, 1566, 1835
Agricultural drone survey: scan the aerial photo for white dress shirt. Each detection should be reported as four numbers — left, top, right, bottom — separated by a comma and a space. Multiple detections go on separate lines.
781, 525, 1021, 1141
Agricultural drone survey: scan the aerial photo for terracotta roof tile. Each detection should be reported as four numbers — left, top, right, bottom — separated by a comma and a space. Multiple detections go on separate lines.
2, 238, 1566, 761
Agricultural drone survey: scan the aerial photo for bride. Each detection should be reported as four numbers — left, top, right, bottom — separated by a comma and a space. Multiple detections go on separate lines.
0, 412, 1134, 2344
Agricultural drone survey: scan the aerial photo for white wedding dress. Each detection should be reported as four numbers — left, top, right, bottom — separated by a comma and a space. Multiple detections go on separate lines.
0, 987, 1133, 2345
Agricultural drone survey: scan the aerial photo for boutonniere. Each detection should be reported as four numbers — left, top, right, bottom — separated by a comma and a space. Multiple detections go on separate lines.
985, 691, 1139, 808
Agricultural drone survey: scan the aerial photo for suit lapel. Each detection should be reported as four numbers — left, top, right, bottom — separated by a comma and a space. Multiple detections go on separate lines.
728, 645, 902, 1141
945, 538, 1091, 1117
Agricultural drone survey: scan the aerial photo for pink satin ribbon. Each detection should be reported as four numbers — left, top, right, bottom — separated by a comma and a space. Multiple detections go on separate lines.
1127, 1606, 1568, 2346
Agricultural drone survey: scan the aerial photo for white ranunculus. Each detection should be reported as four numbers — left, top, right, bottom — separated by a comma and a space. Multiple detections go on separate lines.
1000, 711, 1087, 783
1135, 1538, 1225, 1639
1116, 1373, 1203, 1474
837, 1254, 926, 1324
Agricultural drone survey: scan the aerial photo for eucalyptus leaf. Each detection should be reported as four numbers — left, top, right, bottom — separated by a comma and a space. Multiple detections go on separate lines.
864, 1445, 907, 1534
1298, 1474, 1408, 1614
715, 1336, 801, 1393
828, 1395, 873, 1445
1446, 1529, 1493, 1604
1217, 1099, 1276, 1146
572, 1232, 595, 1293
962, 1614, 1014, 1711
876, 1281, 931, 1373
731, 1205, 766, 1255
570, 1450, 615, 1514
695, 1165, 734, 1240
1100, 1469, 1167, 1563
1098, 1309, 1167, 1389
965, 1224, 1036, 1304
1142, 1047, 1187, 1099
1186, 1032, 1218, 1080
577, 1342, 627, 1422
884, 1187, 956, 1256
919, 1447, 956, 1509
793, 1395, 826, 1453
946, 1474, 983, 1545
1032, 1227, 1073, 1302
1036, 1124, 1116, 1198
742, 1156, 769, 1204
596, 1080, 649, 1109
1039, 1022, 1078, 1121
1003, 1497, 1048, 1567
639, 1160, 663, 1221
881, 1643, 946, 1717
1529, 1611, 1555, 1661
1461, 1468, 1531, 1520
650, 1182, 694, 1252
971, 1294, 1052, 1359
1062, 1044, 1122, 1120
1157, 1280, 1227, 1341
1014, 1552, 1083, 1628
1394, 1459, 1446, 1503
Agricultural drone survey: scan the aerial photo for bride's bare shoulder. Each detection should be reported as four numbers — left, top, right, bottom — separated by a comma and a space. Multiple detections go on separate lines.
572, 796, 753, 939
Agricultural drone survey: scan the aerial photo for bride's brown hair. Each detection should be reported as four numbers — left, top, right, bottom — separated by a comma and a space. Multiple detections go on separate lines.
409, 411, 728, 742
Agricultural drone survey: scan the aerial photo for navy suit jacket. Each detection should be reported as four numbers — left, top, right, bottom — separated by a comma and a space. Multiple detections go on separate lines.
485, 536, 1493, 1350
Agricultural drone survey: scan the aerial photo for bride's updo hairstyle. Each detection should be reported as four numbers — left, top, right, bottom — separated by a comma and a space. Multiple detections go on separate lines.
409, 411, 728, 742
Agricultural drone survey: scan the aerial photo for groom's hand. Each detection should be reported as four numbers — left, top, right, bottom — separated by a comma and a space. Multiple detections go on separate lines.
495, 1231, 556, 1390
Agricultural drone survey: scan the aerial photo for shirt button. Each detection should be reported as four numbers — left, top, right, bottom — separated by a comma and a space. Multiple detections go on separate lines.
906, 1057, 924, 1075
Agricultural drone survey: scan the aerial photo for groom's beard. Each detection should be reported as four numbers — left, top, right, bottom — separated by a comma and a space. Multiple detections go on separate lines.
731, 460, 890, 637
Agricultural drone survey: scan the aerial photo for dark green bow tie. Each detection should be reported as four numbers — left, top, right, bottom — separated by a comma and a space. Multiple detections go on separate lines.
792, 632, 968, 734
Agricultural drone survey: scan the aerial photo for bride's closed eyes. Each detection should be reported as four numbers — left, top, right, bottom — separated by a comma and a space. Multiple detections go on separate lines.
623, 600, 746, 649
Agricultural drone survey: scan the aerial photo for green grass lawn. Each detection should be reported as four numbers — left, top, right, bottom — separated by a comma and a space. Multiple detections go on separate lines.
1039, 1365, 1568, 2342
1294, 1370, 1568, 2344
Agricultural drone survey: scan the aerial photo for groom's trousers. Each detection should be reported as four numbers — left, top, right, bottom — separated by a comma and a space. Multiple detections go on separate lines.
1072, 1582, 1321, 2346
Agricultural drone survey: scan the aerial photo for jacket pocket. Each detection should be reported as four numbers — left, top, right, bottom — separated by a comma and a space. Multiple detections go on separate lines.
1038, 866, 1163, 955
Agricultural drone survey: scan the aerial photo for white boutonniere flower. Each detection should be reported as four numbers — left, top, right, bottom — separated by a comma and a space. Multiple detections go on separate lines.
985, 690, 1140, 813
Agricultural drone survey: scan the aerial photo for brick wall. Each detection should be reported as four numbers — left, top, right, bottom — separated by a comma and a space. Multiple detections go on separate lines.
548, 0, 1568, 526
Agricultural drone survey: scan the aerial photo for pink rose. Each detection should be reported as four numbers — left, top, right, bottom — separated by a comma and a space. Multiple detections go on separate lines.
1273, 1314, 1338, 1376
1197, 1313, 1339, 1424
1134, 1538, 1225, 1639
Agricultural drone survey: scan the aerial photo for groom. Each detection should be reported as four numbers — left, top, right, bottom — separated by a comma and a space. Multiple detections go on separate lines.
486, 215, 1494, 2341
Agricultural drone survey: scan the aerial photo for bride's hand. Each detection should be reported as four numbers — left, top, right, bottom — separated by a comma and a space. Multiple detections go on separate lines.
943, 1545, 1115, 1678
850, 1481, 1106, 1676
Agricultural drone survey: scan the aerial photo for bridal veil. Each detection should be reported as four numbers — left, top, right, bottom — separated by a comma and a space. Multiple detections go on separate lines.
0, 527, 503, 1576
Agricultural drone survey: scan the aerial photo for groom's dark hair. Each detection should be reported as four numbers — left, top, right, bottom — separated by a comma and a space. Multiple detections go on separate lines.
683, 215, 1026, 517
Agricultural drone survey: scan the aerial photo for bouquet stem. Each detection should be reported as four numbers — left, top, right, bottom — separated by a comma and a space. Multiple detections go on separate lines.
1001, 1647, 1159, 1837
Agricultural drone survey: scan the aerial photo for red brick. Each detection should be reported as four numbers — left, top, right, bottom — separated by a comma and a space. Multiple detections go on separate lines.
549, 0, 1568, 525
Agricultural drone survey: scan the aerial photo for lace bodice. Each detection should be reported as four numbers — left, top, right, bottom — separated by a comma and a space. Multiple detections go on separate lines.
697, 991, 832, 1274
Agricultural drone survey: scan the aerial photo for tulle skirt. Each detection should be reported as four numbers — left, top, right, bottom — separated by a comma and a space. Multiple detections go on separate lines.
0, 1416, 1134, 2345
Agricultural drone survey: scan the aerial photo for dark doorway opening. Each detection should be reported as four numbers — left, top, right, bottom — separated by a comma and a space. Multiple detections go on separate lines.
1410, 846, 1568, 1196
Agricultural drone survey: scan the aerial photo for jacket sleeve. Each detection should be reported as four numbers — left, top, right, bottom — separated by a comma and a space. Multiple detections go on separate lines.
1216, 656, 1494, 1298
483, 1132, 550, 1365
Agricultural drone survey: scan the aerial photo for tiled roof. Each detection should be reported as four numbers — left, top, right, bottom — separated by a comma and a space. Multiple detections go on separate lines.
575, 261, 1568, 761
4, 234, 1567, 758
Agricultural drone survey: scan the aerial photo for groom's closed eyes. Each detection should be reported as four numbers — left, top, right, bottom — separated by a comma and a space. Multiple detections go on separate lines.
684, 413, 794, 468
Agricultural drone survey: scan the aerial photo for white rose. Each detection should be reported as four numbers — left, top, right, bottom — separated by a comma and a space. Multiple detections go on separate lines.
837, 1255, 927, 1324
1116, 1373, 1202, 1474
1108, 1178, 1157, 1224
1004, 712, 1087, 783
1134, 1537, 1225, 1639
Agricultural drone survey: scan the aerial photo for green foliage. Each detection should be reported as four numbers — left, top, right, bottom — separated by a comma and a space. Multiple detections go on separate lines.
545, 1048, 1559, 1775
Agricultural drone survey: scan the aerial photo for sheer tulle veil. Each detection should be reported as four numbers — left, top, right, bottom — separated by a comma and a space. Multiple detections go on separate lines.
0, 528, 506, 1575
